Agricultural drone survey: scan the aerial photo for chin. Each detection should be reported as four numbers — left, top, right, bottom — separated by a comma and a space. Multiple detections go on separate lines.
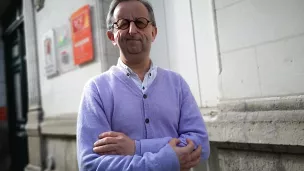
127, 48, 143, 54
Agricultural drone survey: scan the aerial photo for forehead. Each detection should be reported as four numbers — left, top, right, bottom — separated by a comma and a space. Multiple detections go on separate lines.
113, 1, 149, 20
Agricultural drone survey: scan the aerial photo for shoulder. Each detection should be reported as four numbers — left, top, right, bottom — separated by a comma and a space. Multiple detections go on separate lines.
83, 66, 118, 92
157, 68, 192, 97
157, 67, 188, 85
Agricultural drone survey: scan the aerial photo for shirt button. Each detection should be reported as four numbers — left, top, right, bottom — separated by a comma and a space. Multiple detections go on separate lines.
142, 86, 145, 90
145, 118, 150, 124
149, 73, 152, 77
143, 94, 147, 99
126, 73, 130, 76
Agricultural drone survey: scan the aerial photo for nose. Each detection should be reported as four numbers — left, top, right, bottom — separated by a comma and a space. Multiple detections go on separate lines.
128, 22, 138, 35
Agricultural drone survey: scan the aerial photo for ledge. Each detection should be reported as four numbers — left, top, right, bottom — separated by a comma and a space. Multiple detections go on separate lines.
204, 110, 304, 147
219, 95, 304, 112
24, 164, 41, 171
26, 108, 43, 136
39, 109, 304, 148
40, 113, 77, 137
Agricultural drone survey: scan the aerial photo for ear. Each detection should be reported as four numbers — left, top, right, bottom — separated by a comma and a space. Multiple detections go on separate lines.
107, 30, 117, 46
151, 26, 158, 42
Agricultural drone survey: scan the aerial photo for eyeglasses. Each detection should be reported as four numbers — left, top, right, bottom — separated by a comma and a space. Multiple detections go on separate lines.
112, 17, 152, 30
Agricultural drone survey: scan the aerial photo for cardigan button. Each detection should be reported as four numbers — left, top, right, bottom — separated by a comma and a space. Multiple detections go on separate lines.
145, 118, 150, 124
143, 94, 147, 99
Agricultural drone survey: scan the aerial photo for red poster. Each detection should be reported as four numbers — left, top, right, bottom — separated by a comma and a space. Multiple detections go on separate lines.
70, 5, 94, 65
0, 107, 6, 121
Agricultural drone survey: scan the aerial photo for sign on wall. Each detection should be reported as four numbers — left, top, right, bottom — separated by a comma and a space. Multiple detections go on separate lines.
43, 29, 58, 78
70, 5, 94, 65
0, 107, 6, 121
55, 24, 76, 73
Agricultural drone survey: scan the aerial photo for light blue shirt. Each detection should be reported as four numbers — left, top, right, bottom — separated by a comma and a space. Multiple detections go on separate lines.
117, 58, 157, 93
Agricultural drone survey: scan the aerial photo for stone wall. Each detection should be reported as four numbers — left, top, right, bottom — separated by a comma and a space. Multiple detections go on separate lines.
45, 137, 77, 171
202, 105, 304, 171
218, 149, 304, 171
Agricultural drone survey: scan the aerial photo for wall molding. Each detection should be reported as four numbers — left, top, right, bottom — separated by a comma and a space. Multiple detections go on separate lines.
24, 164, 41, 171
41, 113, 77, 137
41, 108, 304, 151
219, 94, 304, 112
204, 110, 304, 147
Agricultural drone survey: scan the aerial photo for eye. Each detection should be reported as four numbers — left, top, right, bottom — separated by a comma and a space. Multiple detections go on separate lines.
115, 19, 129, 29
135, 18, 149, 29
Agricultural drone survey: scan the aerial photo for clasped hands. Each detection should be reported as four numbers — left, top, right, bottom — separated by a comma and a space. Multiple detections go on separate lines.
93, 131, 202, 170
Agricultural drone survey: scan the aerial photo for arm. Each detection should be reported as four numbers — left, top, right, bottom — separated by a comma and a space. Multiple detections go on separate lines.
135, 75, 210, 160
134, 137, 172, 155
177, 76, 210, 160
77, 80, 179, 171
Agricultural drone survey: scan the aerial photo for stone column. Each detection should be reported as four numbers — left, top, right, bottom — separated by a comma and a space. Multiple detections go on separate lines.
23, 0, 45, 171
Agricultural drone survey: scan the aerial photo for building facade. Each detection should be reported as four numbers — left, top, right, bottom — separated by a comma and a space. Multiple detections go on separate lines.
0, 0, 303, 171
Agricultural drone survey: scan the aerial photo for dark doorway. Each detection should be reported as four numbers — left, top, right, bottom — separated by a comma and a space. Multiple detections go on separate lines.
1, 0, 29, 170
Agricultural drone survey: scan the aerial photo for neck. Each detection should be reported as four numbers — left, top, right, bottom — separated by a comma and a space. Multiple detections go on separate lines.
120, 55, 151, 81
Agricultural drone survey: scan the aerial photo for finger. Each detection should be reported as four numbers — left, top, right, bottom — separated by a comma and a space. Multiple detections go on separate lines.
98, 151, 118, 156
190, 145, 202, 160
93, 144, 118, 154
181, 164, 191, 170
180, 155, 192, 169
109, 151, 118, 155
181, 154, 192, 165
99, 131, 121, 139
179, 155, 189, 165
186, 139, 195, 150
94, 137, 118, 147
185, 156, 201, 169
181, 160, 192, 170
183, 139, 195, 153
169, 138, 180, 146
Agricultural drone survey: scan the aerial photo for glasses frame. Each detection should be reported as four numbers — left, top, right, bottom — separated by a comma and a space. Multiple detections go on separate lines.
112, 17, 152, 30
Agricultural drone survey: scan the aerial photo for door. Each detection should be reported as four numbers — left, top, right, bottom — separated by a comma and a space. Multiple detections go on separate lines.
2, 0, 29, 170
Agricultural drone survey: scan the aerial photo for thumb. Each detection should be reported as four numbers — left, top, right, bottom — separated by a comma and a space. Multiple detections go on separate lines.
184, 139, 195, 153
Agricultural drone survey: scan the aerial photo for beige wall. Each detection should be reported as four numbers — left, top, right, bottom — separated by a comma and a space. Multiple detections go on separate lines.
147, 0, 202, 107
217, 0, 304, 100
148, 0, 220, 108
191, 0, 220, 107
37, 0, 221, 116
35, 0, 104, 116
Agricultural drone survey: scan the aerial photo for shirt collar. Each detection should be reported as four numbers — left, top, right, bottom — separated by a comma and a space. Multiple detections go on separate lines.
117, 57, 157, 76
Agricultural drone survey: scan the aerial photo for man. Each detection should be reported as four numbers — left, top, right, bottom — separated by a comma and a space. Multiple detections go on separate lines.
76, 0, 210, 170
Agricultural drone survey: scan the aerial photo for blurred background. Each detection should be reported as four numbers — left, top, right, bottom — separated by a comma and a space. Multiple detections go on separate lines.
0, 0, 303, 171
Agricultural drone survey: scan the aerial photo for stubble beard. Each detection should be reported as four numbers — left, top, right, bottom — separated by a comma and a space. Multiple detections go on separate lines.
121, 40, 150, 64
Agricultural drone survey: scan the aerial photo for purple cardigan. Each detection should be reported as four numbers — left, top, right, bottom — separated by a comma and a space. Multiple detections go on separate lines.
77, 66, 210, 171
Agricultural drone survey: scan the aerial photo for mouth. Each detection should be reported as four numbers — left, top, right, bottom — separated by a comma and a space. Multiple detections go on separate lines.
127, 39, 140, 41
126, 38, 141, 41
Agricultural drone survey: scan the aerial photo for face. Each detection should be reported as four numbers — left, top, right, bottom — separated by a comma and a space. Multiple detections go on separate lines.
107, 1, 157, 62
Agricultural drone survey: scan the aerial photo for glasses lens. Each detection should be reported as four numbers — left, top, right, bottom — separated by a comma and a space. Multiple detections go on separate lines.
114, 18, 150, 30
115, 19, 129, 30
134, 18, 149, 29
